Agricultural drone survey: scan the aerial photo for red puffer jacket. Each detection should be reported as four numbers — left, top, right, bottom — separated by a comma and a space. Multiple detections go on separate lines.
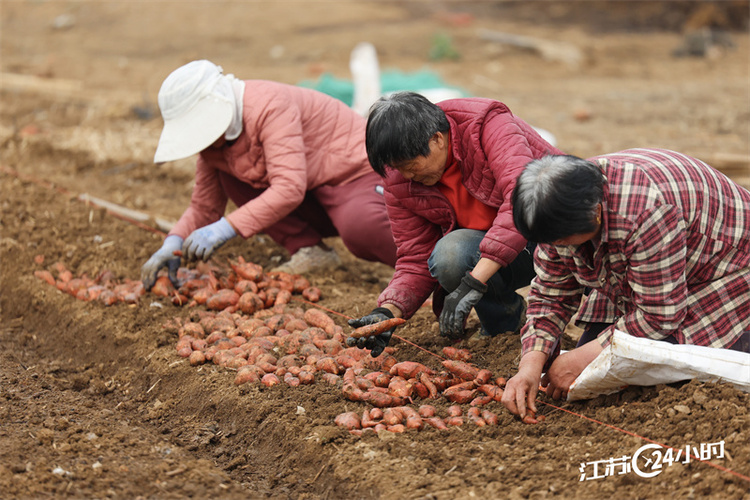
378, 98, 563, 319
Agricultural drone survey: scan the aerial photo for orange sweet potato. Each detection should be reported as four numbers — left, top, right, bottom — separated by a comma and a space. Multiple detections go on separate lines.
206, 289, 240, 311
151, 276, 176, 297
481, 410, 499, 425
348, 317, 406, 339
303, 308, 336, 333
364, 391, 407, 408
442, 360, 480, 381
389, 361, 434, 379
301, 286, 322, 302
238, 292, 264, 315
334, 411, 361, 430
444, 389, 477, 404
442, 346, 473, 362
425, 417, 448, 430
188, 350, 206, 366
230, 256, 264, 281
261, 373, 280, 387
34, 270, 55, 286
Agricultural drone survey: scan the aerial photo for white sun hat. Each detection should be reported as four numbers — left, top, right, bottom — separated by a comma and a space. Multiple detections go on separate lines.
154, 60, 235, 163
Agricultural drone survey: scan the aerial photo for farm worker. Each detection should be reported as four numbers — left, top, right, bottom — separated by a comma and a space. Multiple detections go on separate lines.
502, 149, 750, 419
140, 60, 397, 290
347, 91, 563, 356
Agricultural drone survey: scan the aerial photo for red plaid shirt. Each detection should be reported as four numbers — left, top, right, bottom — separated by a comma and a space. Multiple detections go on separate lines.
522, 149, 750, 356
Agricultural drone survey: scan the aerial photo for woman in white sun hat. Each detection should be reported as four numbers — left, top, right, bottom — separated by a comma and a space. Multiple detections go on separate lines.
141, 60, 397, 290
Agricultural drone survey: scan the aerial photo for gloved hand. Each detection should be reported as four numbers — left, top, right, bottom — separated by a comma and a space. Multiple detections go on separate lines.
140, 234, 184, 291
347, 307, 396, 358
183, 217, 237, 262
439, 271, 488, 339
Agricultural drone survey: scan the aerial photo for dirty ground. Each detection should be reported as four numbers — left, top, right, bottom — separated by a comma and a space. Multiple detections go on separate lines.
1, 1, 749, 498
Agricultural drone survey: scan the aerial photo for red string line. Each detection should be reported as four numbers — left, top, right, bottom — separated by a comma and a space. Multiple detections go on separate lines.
8, 163, 747, 484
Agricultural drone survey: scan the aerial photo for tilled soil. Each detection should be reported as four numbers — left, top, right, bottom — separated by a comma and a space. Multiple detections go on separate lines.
1, 2, 749, 499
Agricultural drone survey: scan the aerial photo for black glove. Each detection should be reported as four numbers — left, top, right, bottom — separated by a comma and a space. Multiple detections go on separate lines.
439, 271, 488, 339
347, 307, 395, 358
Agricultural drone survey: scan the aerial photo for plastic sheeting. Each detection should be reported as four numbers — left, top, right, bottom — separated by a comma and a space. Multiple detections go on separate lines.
568, 330, 750, 401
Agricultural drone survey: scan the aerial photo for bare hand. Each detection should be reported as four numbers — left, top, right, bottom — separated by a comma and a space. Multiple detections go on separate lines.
541, 341, 603, 399
501, 351, 546, 419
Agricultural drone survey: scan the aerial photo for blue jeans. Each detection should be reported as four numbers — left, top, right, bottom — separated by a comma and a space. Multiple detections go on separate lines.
428, 229, 536, 335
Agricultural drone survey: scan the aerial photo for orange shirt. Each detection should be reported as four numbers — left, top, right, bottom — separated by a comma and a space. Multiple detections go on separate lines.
437, 142, 497, 230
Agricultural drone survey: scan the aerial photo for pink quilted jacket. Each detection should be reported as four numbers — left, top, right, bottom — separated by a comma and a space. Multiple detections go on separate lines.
169, 81, 371, 239
378, 98, 564, 318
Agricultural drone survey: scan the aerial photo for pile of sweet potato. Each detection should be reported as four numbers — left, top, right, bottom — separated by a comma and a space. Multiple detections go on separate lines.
33, 255, 322, 310
166, 305, 399, 387
34, 260, 145, 305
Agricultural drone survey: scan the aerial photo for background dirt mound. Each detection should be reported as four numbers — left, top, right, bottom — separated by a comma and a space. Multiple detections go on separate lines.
1, 2, 748, 498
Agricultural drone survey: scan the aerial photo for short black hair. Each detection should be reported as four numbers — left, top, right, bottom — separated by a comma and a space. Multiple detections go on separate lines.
365, 91, 450, 176
512, 155, 604, 243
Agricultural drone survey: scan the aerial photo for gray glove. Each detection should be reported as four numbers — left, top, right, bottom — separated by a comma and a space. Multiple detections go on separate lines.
439, 271, 488, 339
140, 235, 183, 291
347, 307, 395, 358
183, 217, 237, 262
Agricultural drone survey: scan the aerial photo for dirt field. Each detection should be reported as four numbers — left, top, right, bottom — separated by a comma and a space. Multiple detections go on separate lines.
1, 1, 749, 498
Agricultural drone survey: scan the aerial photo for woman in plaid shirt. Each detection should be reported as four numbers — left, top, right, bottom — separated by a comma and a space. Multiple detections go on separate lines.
503, 148, 750, 419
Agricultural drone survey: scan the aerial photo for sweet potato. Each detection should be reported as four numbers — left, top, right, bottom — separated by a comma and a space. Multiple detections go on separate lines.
387, 376, 414, 398
151, 276, 175, 297
342, 382, 366, 402
261, 373, 280, 387
361, 409, 380, 428
303, 308, 336, 333
416, 405, 435, 418
315, 356, 340, 374
382, 408, 404, 426
467, 407, 486, 426
470, 394, 493, 406
445, 416, 464, 427
238, 292, 264, 315
293, 277, 311, 293
348, 317, 406, 339
274, 289, 292, 306
405, 413, 424, 430
301, 286, 321, 302
444, 389, 477, 404
188, 350, 206, 366
425, 417, 448, 430
34, 270, 55, 286
442, 359, 480, 381
442, 346, 473, 362
413, 382, 430, 399
234, 366, 261, 385
230, 257, 264, 281
234, 280, 258, 295
298, 370, 315, 385
320, 373, 341, 385
206, 289, 240, 311
477, 384, 504, 402
521, 409, 546, 425
474, 369, 493, 385
389, 361, 434, 379
386, 424, 406, 433
364, 391, 406, 408
481, 410, 499, 425
334, 411, 361, 430
418, 372, 438, 399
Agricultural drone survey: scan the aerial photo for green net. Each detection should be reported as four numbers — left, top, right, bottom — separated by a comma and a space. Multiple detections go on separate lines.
298, 69, 467, 107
